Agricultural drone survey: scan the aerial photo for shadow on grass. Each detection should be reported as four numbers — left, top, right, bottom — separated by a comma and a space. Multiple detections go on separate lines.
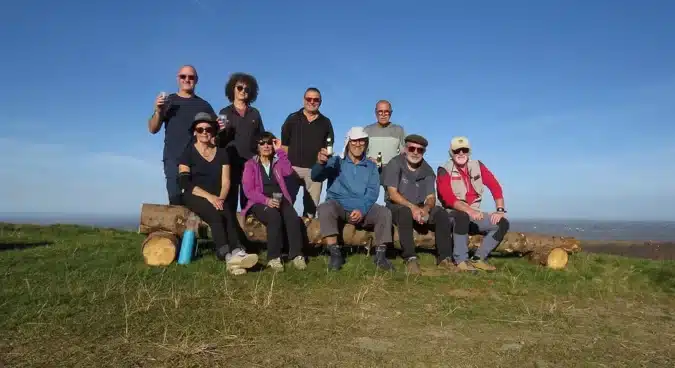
0, 241, 54, 252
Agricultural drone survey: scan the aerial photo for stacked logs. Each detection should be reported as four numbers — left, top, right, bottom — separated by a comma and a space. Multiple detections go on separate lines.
138, 203, 580, 268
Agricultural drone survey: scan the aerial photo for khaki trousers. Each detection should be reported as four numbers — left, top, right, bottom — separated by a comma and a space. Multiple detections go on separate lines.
293, 166, 323, 218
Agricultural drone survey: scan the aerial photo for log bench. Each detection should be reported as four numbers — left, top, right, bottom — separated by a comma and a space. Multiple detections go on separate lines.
138, 203, 580, 269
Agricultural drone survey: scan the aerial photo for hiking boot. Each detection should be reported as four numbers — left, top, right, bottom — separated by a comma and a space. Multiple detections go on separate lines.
373, 246, 394, 271
456, 261, 478, 272
438, 258, 459, 272
405, 256, 421, 275
470, 256, 496, 271
226, 248, 259, 269
327, 245, 344, 271
292, 256, 307, 270
267, 257, 284, 272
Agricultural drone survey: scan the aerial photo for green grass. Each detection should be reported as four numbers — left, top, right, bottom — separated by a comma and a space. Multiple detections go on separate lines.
1, 223, 674, 367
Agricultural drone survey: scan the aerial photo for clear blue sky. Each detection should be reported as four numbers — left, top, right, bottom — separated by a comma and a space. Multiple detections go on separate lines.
2, 0, 674, 220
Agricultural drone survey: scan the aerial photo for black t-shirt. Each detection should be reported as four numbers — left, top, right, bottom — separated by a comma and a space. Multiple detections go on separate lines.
281, 109, 334, 168
160, 94, 216, 162
216, 105, 265, 164
179, 144, 230, 196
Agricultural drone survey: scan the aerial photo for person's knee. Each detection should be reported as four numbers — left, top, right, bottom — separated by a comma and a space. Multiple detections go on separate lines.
493, 217, 510, 241
452, 211, 470, 234
378, 207, 392, 227
394, 206, 413, 225
432, 208, 451, 226
266, 208, 282, 224
318, 201, 340, 225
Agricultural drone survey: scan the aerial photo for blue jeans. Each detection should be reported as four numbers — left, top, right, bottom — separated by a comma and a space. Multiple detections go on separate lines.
163, 158, 183, 205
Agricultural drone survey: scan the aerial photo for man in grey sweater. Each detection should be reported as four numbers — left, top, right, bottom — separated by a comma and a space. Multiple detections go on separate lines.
364, 100, 406, 200
364, 100, 406, 169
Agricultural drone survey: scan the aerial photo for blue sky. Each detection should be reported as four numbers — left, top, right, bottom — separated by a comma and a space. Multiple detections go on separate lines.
1, 0, 674, 220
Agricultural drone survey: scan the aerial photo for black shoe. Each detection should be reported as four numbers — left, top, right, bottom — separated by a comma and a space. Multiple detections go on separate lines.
215, 245, 229, 261
373, 246, 394, 270
327, 245, 344, 271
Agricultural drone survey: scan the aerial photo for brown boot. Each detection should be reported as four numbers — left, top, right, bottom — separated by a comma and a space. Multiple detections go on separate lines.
456, 261, 478, 272
470, 256, 496, 271
405, 257, 421, 275
437, 258, 459, 273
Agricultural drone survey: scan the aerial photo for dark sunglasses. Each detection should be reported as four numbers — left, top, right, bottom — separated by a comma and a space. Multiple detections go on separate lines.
376, 110, 391, 115
407, 146, 426, 154
179, 74, 196, 81
305, 97, 321, 104
236, 85, 251, 93
452, 148, 470, 154
258, 139, 274, 146
195, 127, 214, 134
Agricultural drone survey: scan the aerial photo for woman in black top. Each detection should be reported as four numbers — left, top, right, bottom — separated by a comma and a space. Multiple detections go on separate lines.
178, 112, 258, 275
216, 73, 265, 214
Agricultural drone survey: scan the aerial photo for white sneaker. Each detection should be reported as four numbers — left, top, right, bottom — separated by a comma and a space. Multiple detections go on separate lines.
267, 258, 284, 272
292, 256, 307, 270
227, 265, 247, 276
226, 249, 258, 270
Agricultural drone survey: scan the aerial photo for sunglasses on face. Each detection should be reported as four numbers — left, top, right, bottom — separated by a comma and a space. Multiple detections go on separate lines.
195, 127, 214, 134
349, 139, 366, 146
305, 97, 321, 104
407, 146, 426, 154
376, 110, 391, 115
452, 148, 470, 154
258, 139, 274, 146
179, 74, 196, 81
236, 85, 250, 93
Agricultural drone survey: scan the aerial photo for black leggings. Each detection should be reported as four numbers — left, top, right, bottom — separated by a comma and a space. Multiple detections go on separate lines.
183, 194, 240, 253
249, 199, 303, 259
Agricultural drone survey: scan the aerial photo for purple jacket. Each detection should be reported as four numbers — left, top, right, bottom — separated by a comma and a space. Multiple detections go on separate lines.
241, 148, 295, 217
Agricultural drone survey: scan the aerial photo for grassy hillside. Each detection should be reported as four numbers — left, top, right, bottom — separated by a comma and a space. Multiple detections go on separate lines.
1, 223, 673, 367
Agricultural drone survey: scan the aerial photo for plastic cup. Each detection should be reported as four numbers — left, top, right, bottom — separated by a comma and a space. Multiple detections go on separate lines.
272, 193, 283, 201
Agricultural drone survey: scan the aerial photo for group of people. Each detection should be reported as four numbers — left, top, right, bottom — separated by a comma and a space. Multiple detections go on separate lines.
148, 65, 510, 276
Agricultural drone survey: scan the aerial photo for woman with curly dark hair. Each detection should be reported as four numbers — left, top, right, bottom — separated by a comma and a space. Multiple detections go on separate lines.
216, 72, 266, 215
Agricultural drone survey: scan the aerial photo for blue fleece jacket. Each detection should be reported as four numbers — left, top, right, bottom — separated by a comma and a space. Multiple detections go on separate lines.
311, 155, 380, 215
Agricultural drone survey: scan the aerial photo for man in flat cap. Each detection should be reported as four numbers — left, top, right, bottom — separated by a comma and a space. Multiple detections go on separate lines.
382, 134, 455, 275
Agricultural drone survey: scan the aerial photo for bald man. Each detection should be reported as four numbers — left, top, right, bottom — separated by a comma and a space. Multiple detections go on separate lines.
148, 65, 216, 205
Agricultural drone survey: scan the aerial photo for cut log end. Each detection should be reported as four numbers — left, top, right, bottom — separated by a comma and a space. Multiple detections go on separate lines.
142, 231, 179, 266
546, 247, 569, 269
528, 247, 569, 269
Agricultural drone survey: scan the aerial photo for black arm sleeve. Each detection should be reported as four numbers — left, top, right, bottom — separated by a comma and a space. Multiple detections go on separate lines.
179, 172, 193, 192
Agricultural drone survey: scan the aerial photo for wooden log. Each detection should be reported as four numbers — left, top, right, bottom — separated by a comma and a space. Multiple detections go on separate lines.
138, 203, 582, 256
142, 231, 179, 266
527, 247, 569, 270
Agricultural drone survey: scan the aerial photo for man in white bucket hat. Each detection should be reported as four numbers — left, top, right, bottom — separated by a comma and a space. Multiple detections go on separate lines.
311, 127, 394, 271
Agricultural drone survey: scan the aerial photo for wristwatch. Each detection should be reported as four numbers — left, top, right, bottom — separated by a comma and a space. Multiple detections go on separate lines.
496, 207, 507, 213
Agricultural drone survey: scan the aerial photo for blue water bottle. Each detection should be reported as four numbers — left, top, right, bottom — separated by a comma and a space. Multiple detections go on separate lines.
177, 213, 199, 265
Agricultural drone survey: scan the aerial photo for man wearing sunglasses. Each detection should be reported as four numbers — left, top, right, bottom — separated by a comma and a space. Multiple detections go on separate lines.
312, 127, 394, 271
382, 134, 455, 275
281, 87, 334, 218
437, 136, 510, 271
148, 65, 216, 205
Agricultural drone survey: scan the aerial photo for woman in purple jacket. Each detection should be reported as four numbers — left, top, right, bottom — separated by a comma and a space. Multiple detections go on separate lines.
241, 131, 306, 272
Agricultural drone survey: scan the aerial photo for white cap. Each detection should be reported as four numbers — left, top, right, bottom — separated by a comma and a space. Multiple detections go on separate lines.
346, 126, 369, 140
340, 127, 369, 158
